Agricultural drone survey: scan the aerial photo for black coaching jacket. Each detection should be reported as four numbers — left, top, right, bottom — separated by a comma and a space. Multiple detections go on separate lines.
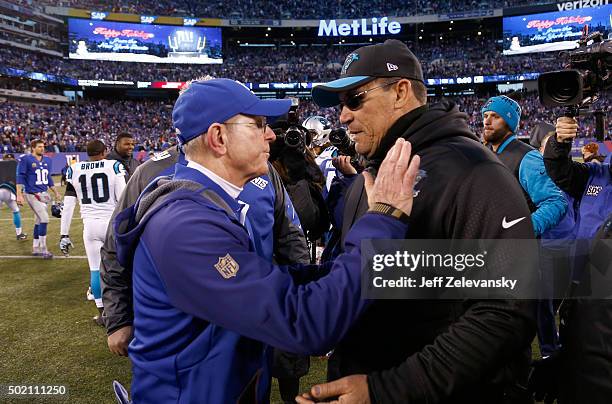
334, 101, 537, 404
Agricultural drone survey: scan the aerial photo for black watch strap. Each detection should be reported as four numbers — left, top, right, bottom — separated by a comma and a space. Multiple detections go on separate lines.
368, 202, 410, 224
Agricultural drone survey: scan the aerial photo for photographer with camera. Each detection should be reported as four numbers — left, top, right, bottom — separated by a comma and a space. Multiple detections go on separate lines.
544, 118, 611, 239
268, 105, 332, 404
533, 118, 611, 404
270, 107, 331, 246
528, 31, 612, 402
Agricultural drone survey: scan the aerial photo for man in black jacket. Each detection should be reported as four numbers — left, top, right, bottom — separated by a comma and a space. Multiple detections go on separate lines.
298, 39, 537, 404
106, 133, 140, 179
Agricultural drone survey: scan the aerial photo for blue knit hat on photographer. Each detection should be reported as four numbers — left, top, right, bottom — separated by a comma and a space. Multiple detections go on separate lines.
481, 95, 522, 134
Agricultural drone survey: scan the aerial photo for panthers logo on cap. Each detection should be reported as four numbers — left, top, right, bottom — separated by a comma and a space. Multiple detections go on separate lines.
341, 53, 359, 75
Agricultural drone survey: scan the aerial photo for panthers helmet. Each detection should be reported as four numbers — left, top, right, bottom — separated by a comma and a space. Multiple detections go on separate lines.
302, 116, 332, 147
51, 202, 63, 218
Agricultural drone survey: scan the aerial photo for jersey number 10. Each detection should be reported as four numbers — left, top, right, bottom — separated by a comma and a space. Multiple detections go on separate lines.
35, 168, 49, 185
78, 173, 110, 204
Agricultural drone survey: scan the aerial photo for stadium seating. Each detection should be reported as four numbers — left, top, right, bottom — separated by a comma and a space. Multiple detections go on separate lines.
1, 94, 609, 154
0, 41, 564, 83
33, 0, 550, 19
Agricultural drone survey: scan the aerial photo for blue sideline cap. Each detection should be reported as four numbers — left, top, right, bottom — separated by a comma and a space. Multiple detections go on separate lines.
481, 95, 522, 134
172, 78, 292, 145
312, 39, 424, 108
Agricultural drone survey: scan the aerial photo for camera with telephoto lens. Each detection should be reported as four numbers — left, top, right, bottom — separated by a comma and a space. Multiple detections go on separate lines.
272, 98, 311, 152
329, 128, 355, 157
329, 128, 364, 170
538, 30, 611, 141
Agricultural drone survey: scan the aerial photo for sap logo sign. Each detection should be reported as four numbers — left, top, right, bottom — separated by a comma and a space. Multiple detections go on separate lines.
91, 12, 107, 20
318, 17, 401, 37
183, 18, 198, 26
140, 15, 156, 24
557, 0, 608, 11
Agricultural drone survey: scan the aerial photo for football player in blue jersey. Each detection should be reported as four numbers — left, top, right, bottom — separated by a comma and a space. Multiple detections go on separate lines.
16, 139, 60, 258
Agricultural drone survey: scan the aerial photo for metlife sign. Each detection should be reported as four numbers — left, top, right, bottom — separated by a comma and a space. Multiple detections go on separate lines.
318, 17, 401, 37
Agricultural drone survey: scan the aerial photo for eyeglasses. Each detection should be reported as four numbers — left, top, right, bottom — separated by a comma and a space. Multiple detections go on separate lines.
339, 80, 401, 111
223, 118, 268, 134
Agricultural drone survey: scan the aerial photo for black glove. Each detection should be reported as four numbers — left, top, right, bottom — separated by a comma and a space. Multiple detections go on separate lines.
528, 352, 560, 404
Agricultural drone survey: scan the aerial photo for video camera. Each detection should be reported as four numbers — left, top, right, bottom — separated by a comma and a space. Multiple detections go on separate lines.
538, 29, 611, 141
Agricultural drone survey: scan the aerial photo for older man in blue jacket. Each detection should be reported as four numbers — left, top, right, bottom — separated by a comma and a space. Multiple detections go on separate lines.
114, 78, 421, 403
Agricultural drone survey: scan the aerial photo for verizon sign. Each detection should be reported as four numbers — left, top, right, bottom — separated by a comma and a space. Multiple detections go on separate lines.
557, 0, 609, 10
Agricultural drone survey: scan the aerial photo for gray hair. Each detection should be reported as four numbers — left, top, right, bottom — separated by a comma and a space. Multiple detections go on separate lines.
179, 75, 216, 97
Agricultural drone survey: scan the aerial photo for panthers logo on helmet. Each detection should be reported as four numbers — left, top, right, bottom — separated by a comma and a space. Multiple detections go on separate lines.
303, 115, 332, 147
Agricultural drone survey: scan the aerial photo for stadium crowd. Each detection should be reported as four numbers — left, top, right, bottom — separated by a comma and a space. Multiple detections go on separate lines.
0, 40, 565, 83
0, 99, 174, 154
31, 0, 549, 19
1, 92, 608, 155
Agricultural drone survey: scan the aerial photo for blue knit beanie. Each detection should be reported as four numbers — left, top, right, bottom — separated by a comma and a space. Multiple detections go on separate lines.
481, 96, 522, 134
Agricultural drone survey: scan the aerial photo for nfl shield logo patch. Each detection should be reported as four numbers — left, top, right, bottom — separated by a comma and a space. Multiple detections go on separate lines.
214, 254, 240, 279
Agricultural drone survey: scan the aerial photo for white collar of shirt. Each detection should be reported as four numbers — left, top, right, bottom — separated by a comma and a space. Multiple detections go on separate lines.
186, 160, 251, 230
186, 160, 243, 200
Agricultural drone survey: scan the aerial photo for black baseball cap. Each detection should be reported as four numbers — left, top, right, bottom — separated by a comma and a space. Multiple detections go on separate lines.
312, 39, 424, 108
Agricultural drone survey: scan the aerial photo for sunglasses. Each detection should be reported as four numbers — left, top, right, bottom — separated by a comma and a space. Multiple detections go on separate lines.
339, 80, 401, 111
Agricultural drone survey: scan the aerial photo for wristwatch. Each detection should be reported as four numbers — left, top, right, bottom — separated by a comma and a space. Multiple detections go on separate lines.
369, 202, 410, 224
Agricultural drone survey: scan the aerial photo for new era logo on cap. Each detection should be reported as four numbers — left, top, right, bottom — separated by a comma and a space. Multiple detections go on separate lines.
387, 63, 398, 72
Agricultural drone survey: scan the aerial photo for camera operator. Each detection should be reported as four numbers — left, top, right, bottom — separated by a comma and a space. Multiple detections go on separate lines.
270, 117, 330, 246
544, 117, 611, 239
529, 123, 577, 358
268, 115, 331, 404
531, 117, 612, 403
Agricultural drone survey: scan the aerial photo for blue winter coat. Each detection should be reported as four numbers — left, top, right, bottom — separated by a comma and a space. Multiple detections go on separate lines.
114, 164, 408, 403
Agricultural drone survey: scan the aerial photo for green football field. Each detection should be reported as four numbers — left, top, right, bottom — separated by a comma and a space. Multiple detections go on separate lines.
0, 177, 327, 403
0, 177, 545, 403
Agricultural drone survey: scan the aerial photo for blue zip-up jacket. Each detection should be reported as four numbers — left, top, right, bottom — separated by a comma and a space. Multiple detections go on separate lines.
576, 163, 612, 239
162, 151, 301, 262
101, 148, 309, 340
114, 164, 408, 404
496, 135, 567, 236
543, 134, 612, 240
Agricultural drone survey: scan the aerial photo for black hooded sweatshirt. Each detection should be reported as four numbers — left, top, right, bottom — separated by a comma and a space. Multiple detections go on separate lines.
334, 101, 537, 404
